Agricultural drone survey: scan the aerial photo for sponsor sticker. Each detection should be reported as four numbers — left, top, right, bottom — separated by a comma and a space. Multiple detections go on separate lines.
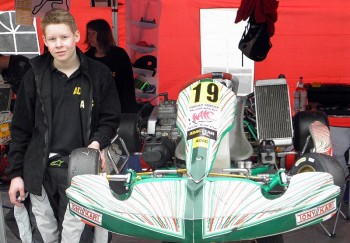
295, 199, 336, 225
294, 157, 307, 167
0, 123, 10, 138
70, 201, 102, 225
187, 127, 217, 140
192, 110, 215, 123
193, 136, 209, 148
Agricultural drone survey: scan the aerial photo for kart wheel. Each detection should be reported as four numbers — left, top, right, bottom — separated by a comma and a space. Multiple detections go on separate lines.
293, 110, 329, 152
117, 113, 142, 153
256, 234, 284, 243
290, 153, 346, 195
67, 148, 100, 184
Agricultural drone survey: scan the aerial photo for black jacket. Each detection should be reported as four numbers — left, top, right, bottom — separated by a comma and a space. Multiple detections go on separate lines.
6, 48, 120, 195
85, 46, 137, 113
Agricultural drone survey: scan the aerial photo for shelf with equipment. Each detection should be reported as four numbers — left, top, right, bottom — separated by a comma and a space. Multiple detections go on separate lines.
126, 0, 161, 105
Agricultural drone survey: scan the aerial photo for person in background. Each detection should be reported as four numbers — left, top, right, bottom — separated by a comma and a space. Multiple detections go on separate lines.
6, 9, 120, 242
0, 54, 8, 72
0, 54, 30, 95
85, 19, 137, 113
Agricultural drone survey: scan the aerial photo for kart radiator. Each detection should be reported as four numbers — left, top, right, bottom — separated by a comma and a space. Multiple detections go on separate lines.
254, 79, 293, 146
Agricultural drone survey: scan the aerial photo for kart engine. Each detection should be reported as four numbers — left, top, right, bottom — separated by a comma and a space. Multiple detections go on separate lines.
141, 95, 181, 169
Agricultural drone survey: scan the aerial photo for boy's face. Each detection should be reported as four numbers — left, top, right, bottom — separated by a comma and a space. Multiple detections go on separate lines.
43, 23, 80, 63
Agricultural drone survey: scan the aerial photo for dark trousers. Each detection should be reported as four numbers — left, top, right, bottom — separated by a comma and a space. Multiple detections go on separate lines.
43, 167, 93, 242
43, 167, 68, 232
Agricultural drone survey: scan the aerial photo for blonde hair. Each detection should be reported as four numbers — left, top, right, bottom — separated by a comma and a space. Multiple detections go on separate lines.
41, 9, 78, 35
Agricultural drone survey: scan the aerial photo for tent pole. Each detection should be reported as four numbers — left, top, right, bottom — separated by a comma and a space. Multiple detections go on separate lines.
112, 0, 118, 45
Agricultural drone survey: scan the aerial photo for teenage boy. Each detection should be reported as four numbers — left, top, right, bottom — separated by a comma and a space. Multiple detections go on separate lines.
6, 9, 120, 242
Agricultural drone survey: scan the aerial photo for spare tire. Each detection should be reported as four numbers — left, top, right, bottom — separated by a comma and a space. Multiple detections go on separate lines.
293, 111, 329, 152
67, 148, 100, 184
290, 153, 346, 196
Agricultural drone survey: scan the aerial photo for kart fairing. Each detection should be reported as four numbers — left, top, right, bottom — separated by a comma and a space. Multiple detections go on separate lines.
67, 172, 338, 242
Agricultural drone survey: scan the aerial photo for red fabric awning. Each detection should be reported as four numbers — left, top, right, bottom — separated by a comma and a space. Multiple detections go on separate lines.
329, 117, 350, 127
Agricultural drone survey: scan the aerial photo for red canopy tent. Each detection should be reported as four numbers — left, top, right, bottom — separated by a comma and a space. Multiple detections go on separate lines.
156, 0, 350, 95
2, 0, 350, 126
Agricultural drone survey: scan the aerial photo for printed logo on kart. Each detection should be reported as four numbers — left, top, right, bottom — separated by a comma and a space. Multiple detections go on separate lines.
187, 128, 217, 140
193, 137, 209, 148
70, 201, 102, 225
295, 157, 315, 167
295, 199, 336, 225
192, 110, 215, 123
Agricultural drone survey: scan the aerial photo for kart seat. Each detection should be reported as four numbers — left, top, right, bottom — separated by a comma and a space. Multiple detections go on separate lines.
229, 96, 254, 161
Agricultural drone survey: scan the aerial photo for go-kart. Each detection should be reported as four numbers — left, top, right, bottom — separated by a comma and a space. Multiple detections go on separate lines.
66, 73, 344, 242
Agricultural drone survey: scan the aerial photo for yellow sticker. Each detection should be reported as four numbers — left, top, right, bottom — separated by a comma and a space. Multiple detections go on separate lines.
190, 81, 220, 106
193, 136, 209, 148
0, 123, 10, 138
295, 157, 307, 167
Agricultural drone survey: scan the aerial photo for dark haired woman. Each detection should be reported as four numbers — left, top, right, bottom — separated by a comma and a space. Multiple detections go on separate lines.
85, 19, 137, 113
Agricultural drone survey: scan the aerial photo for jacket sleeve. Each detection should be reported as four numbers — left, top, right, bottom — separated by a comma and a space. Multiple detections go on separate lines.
89, 65, 121, 150
6, 69, 36, 179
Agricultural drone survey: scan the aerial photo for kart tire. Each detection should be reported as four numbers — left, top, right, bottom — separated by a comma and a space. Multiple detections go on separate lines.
293, 110, 329, 152
290, 153, 346, 196
256, 234, 284, 243
67, 148, 99, 184
117, 113, 142, 153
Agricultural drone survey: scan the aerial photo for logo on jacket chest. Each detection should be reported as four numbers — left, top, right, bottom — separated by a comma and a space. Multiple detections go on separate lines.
73, 86, 94, 109
80, 100, 94, 109
73, 87, 81, 95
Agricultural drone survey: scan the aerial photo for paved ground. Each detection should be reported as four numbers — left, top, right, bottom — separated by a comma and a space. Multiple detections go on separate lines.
1, 181, 349, 243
